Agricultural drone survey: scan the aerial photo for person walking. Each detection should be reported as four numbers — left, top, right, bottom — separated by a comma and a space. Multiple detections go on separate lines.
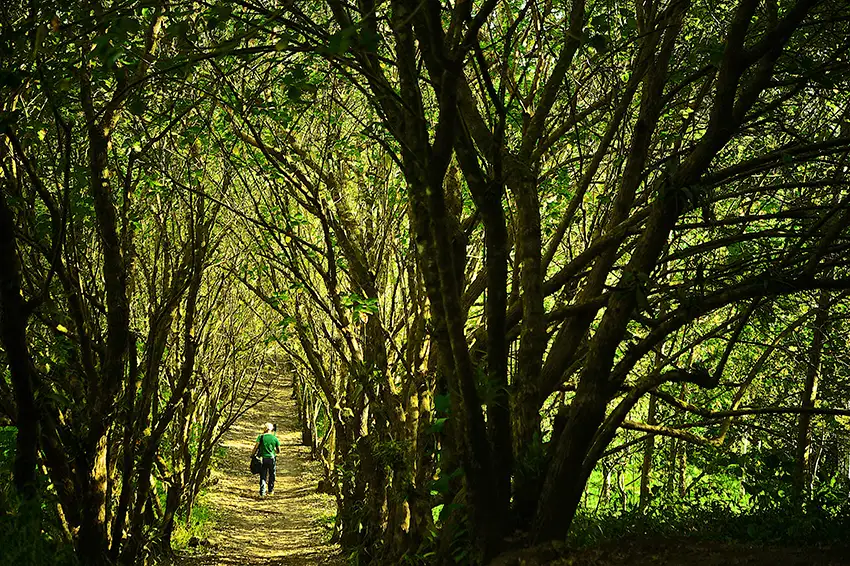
253, 422, 280, 497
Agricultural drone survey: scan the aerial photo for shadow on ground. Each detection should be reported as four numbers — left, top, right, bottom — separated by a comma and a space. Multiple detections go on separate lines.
174, 381, 341, 566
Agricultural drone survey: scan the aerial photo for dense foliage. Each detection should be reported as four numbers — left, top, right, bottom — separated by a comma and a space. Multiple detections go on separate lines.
3, 0, 850, 564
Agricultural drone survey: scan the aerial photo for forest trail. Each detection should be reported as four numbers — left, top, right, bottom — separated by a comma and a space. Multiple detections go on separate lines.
177, 382, 341, 566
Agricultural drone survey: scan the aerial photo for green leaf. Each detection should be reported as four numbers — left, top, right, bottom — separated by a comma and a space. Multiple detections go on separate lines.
434, 394, 450, 413
440, 502, 463, 521
591, 15, 610, 32
128, 97, 146, 116
286, 85, 303, 100
587, 34, 608, 53
358, 28, 380, 52
327, 27, 355, 55
211, 4, 233, 20
428, 417, 448, 433
430, 475, 450, 495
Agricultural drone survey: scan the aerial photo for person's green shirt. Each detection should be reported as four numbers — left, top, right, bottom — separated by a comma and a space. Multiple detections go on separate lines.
256, 433, 280, 458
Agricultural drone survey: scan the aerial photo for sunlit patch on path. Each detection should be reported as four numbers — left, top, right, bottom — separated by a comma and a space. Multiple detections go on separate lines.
177, 383, 340, 566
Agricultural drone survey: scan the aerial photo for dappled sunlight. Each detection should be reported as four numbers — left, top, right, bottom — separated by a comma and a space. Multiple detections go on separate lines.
177, 383, 340, 566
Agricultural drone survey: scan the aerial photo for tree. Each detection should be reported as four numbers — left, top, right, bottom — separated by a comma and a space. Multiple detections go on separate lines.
1, 2, 274, 562
5, 0, 850, 563
271, 0, 850, 556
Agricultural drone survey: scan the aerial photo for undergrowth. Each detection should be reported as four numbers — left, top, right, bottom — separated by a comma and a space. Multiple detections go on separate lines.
0, 426, 78, 565
171, 498, 216, 552
569, 496, 850, 548
171, 444, 229, 552
314, 511, 337, 543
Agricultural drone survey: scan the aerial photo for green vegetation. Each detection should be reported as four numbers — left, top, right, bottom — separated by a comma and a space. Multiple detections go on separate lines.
170, 497, 216, 552
315, 511, 338, 544
0, 427, 79, 565
570, 497, 850, 548
3, 0, 850, 564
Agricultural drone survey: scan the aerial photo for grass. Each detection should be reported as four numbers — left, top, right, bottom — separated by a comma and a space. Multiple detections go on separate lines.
213, 443, 229, 465
569, 495, 850, 549
171, 495, 218, 552
314, 511, 337, 543
169, 443, 228, 552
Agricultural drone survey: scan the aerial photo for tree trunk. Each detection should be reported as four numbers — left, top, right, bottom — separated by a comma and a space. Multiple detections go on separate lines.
600, 462, 611, 510
77, 433, 111, 565
666, 439, 678, 502
639, 394, 658, 511
794, 290, 830, 498
0, 190, 39, 499
639, 299, 666, 511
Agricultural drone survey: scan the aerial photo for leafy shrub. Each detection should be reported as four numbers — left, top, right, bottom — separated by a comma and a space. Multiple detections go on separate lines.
569, 494, 850, 548
171, 497, 217, 552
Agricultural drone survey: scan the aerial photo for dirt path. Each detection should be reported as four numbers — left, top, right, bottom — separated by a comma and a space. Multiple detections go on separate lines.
177, 383, 341, 566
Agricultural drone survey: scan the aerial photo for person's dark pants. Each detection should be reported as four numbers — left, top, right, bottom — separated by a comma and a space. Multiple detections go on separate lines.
260, 457, 276, 495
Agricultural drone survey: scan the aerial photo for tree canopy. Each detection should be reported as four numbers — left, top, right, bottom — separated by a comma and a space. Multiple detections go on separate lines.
3, 0, 850, 564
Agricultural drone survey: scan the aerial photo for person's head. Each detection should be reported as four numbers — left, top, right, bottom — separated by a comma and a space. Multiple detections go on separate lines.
264, 422, 274, 432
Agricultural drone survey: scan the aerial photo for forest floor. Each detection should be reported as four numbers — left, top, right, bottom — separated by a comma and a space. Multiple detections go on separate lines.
174, 382, 341, 566
557, 537, 850, 565
492, 536, 850, 565
170, 382, 850, 566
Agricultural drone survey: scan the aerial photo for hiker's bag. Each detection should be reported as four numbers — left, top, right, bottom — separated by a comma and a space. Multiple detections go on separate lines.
250, 446, 262, 474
